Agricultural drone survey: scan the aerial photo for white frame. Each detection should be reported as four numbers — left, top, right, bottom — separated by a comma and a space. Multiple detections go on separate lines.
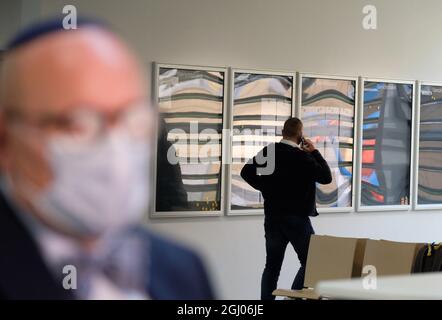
356, 78, 416, 212
298, 73, 359, 214
413, 81, 442, 211
227, 68, 296, 216
150, 63, 228, 218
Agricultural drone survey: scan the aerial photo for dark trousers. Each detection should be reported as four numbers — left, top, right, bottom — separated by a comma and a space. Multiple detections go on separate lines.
261, 215, 315, 300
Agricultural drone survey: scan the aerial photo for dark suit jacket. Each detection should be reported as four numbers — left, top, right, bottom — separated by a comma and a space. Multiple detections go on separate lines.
0, 191, 214, 300
241, 142, 332, 217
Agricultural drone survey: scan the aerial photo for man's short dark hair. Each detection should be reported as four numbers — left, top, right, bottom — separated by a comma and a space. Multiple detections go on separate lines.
282, 117, 303, 138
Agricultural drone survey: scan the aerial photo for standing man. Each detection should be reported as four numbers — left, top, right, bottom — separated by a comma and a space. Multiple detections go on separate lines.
241, 117, 332, 300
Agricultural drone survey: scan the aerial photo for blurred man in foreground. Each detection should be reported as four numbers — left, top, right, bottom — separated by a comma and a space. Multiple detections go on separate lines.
0, 18, 214, 299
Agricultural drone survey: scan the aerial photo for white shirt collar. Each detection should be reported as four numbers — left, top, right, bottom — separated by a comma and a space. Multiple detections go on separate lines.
280, 138, 301, 149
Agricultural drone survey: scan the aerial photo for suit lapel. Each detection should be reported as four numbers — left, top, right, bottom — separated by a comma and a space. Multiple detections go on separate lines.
0, 192, 74, 299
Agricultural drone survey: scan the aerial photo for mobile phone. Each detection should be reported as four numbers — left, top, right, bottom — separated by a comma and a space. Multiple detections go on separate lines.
300, 136, 306, 147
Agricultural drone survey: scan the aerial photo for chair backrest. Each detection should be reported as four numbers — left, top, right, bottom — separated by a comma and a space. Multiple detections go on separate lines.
362, 239, 421, 276
304, 235, 367, 288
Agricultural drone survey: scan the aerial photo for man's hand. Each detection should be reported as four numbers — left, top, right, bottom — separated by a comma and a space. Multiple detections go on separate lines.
302, 139, 316, 153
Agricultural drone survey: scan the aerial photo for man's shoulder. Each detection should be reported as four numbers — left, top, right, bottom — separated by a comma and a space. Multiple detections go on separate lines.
132, 226, 214, 299
135, 226, 200, 262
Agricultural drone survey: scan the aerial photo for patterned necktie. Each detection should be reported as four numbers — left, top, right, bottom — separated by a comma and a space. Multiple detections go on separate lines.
58, 229, 150, 299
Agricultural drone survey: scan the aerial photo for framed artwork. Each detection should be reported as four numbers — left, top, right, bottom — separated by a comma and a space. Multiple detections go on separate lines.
151, 63, 227, 217
299, 74, 357, 212
415, 82, 442, 209
228, 69, 295, 215
358, 79, 415, 211
149, 63, 423, 217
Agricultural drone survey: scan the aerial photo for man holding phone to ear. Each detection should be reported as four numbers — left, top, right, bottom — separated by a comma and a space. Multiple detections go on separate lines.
241, 117, 332, 300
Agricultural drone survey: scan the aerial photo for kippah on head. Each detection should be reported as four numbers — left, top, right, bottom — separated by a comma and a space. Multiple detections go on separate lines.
6, 16, 109, 51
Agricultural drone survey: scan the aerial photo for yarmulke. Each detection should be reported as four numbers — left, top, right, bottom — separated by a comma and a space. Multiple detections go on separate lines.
6, 16, 109, 50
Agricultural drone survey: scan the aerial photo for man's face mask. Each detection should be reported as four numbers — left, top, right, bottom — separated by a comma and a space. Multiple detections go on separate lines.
7, 105, 153, 238
31, 126, 151, 237
36, 127, 150, 237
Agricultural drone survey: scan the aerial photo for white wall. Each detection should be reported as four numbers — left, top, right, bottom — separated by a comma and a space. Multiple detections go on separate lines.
9, 0, 442, 299
0, 1, 22, 48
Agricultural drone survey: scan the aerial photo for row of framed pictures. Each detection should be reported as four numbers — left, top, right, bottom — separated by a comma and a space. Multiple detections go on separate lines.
151, 62, 442, 217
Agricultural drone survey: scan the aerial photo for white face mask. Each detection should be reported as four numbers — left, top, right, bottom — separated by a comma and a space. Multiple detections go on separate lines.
27, 128, 150, 238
